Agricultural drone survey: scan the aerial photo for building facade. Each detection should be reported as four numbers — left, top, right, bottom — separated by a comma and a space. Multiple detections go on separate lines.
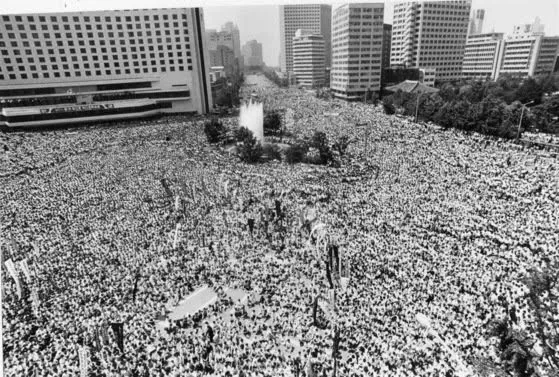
292, 29, 325, 88
462, 33, 504, 80
330, 3, 384, 100
382, 24, 392, 69
499, 34, 559, 78
468, 9, 484, 36
209, 45, 236, 76
279, 4, 331, 73
390, 0, 472, 82
242, 40, 263, 67
206, 28, 241, 75
0, 8, 212, 117
221, 22, 242, 69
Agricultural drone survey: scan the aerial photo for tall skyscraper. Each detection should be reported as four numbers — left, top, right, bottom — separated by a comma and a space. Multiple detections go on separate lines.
279, 4, 331, 73
330, 3, 384, 100
292, 29, 325, 88
221, 22, 243, 68
513, 17, 545, 35
382, 24, 393, 69
242, 40, 263, 67
390, 0, 472, 82
468, 9, 485, 36
0, 8, 212, 116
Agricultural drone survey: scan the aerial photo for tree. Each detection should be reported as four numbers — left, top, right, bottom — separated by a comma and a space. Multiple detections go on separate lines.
332, 135, 351, 157
482, 260, 559, 377
264, 111, 282, 136
285, 140, 309, 164
439, 83, 458, 102
382, 96, 396, 115
237, 128, 263, 163
311, 131, 333, 165
515, 77, 544, 105
204, 118, 226, 144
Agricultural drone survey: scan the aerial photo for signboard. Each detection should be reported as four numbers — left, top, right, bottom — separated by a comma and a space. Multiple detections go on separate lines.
40, 103, 115, 114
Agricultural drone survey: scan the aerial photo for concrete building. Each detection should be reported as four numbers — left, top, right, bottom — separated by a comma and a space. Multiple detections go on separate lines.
382, 24, 392, 69
242, 40, 263, 67
499, 33, 559, 78
0, 8, 212, 115
468, 9, 484, 36
279, 4, 331, 74
206, 28, 241, 75
462, 33, 504, 80
209, 45, 236, 76
390, 0, 472, 82
513, 17, 545, 35
330, 3, 384, 100
292, 29, 325, 88
221, 22, 242, 68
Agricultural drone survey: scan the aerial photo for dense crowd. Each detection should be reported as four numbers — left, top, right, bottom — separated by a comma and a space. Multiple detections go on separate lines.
1, 74, 558, 377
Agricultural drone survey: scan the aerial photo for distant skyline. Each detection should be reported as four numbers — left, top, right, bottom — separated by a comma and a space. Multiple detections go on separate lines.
1, 0, 558, 67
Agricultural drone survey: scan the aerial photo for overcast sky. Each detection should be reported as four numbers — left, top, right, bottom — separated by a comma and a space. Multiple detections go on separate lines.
2, 0, 558, 67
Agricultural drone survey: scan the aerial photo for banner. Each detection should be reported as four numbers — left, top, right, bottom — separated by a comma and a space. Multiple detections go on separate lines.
173, 223, 182, 249
18, 259, 32, 283
31, 287, 40, 316
110, 322, 124, 353
5, 259, 18, 283
174, 196, 180, 212
78, 346, 89, 377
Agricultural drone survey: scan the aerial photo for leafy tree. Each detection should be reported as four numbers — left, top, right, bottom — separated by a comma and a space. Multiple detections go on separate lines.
332, 135, 351, 157
264, 111, 282, 136
285, 140, 309, 164
261, 143, 282, 161
235, 126, 253, 143
204, 118, 226, 144
515, 77, 544, 105
237, 129, 263, 163
311, 131, 334, 165
382, 96, 396, 115
439, 83, 458, 102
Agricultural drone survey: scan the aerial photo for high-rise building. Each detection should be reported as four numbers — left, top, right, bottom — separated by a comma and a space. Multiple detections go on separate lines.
221, 22, 243, 69
279, 4, 331, 73
468, 9, 485, 36
513, 17, 545, 35
499, 33, 559, 78
390, 0, 472, 82
209, 46, 237, 76
292, 29, 325, 88
462, 33, 505, 80
330, 3, 384, 100
0, 8, 212, 124
242, 40, 263, 67
382, 24, 392, 69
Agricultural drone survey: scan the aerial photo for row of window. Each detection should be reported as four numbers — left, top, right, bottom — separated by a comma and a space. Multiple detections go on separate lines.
2, 22, 188, 32
2, 13, 186, 23
0, 64, 192, 81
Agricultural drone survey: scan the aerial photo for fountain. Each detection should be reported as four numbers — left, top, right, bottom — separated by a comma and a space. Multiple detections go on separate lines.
239, 99, 264, 142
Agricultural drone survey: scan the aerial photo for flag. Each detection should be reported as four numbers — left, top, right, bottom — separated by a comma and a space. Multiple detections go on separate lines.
110, 322, 124, 353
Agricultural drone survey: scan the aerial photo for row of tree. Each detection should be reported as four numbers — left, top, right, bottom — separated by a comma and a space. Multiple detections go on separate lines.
383, 74, 559, 138
213, 71, 245, 108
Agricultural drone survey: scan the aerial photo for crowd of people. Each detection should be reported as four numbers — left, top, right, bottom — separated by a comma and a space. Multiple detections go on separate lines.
1, 73, 558, 377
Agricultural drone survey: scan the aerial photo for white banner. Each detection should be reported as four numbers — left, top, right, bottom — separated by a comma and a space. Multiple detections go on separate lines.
18, 259, 32, 283
5, 259, 18, 283
173, 223, 182, 250
78, 346, 89, 377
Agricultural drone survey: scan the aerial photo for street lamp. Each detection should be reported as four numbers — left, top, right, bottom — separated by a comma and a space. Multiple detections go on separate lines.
416, 313, 474, 377
516, 100, 534, 141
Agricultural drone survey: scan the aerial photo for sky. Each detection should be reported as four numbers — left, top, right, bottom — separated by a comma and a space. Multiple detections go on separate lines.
1, 0, 558, 67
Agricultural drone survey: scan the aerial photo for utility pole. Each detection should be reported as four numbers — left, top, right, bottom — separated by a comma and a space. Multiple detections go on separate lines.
516, 100, 534, 141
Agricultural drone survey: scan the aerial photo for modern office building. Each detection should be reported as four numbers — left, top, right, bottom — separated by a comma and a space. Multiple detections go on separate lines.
242, 40, 263, 67
209, 45, 236, 76
462, 33, 504, 80
330, 3, 384, 100
468, 9, 484, 36
221, 22, 242, 68
279, 4, 331, 74
499, 33, 559, 78
206, 28, 241, 75
292, 29, 325, 88
382, 24, 392, 69
0, 8, 212, 127
513, 17, 545, 35
390, 0, 472, 82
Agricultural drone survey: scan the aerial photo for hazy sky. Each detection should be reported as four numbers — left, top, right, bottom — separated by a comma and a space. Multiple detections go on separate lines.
1, 0, 558, 67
